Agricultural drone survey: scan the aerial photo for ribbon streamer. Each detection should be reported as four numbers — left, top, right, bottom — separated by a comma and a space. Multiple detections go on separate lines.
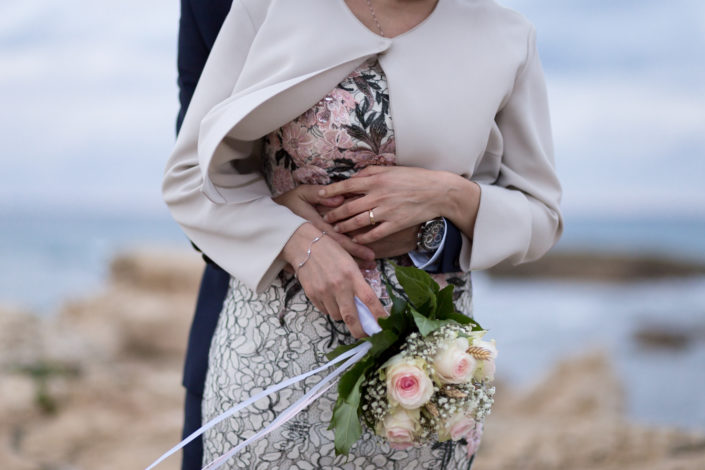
146, 297, 381, 470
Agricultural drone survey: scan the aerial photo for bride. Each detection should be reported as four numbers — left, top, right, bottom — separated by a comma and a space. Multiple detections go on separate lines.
163, 0, 562, 467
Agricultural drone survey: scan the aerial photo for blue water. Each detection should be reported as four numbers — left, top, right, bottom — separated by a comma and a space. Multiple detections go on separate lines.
473, 274, 705, 431
1, 208, 704, 430
555, 216, 705, 262
0, 207, 186, 313
2, 209, 702, 312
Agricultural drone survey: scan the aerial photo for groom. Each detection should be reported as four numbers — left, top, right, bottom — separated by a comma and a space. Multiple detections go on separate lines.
174, 1, 464, 468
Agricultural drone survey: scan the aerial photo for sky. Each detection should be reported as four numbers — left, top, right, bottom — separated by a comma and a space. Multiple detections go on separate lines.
0, 0, 704, 218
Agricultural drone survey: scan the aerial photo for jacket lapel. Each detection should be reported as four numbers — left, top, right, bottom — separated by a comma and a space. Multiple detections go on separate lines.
199, 0, 392, 175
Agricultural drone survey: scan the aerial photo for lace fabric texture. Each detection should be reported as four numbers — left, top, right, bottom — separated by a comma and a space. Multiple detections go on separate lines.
202, 60, 477, 469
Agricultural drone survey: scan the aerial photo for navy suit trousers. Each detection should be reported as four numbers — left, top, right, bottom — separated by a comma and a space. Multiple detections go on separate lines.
181, 263, 230, 470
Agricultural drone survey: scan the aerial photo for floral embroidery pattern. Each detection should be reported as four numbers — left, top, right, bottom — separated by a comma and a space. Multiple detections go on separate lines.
263, 60, 396, 197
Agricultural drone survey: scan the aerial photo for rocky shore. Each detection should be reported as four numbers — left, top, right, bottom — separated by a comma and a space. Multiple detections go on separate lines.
1, 250, 704, 469
488, 251, 705, 281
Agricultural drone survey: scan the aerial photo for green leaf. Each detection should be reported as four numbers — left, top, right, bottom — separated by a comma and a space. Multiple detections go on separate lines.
388, 290, 408, 318
337, 357, 373, 400
393, 264, 438, 309
329, 395, 344, 431
442, 311, 474, 326
366, 330, 398, 357
434, 285, 455, 318
378, 306, 415, 339
411, 308, 451, 337
330, 361, 371, 456
331, 377, 364, 456
326, 340, 365, 361
419, 296, 438, 320
378, 287, 411, 337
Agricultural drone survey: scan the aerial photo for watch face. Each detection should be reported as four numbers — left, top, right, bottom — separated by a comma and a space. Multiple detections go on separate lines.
421, 219, 444, 251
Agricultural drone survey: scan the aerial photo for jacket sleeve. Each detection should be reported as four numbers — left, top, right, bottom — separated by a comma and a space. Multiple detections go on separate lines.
176, 0, 208, 133
462, 27, 563, 271
162, 0, 308, 293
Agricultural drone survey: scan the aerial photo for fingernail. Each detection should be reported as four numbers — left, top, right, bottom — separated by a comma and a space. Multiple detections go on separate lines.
351, 236, 357, 243
318, 189, 325, 196
333, 225, 340, 233
323, 214, 329, 222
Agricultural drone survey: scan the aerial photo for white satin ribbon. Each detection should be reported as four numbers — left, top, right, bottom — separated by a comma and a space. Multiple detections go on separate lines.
356, 296, 383, 336
145, 297, 381, 470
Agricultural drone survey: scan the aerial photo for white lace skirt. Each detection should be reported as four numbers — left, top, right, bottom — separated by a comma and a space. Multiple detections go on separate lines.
202, 260, 477, 469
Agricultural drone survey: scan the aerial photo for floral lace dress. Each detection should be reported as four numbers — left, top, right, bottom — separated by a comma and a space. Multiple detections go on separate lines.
202, 59, 478, 469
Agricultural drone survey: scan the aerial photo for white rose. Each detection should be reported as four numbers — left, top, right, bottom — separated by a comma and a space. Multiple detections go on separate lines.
472, 339, 498, 382
433, 337, 477, 385
386, 355, 434, 409
444, 412, 478, 441
376, 407, 420, 450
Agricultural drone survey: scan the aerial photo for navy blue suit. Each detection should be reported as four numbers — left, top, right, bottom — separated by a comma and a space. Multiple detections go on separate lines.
175, 1, 462, 467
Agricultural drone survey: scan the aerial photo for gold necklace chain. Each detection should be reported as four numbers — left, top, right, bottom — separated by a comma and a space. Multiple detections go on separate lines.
365, 0, 386, 37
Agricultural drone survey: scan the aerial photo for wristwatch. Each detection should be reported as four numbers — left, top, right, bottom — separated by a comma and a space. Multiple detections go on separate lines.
416, 217, 445, 253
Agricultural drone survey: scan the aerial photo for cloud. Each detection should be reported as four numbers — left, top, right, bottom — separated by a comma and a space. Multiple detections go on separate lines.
0, 0, 179, 212
0, 0, 703, 217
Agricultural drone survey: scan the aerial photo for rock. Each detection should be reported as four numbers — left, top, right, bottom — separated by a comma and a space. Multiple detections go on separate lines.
59, 250, 201, 360
488, 252, 705, 281
0, 376, 36, 421
109, 248, 203, 293
633, 324, 702, 351
0, 307, 43, 366
2, 251, 705, 470
478, 352, 705, 470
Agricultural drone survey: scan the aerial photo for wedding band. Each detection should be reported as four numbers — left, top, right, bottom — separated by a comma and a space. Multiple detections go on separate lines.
369, 209, 376, 226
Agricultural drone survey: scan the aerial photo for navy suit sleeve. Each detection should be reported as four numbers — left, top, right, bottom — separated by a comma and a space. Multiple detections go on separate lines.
438, 220, 462, 273
176, 0, 207, 133
176, 0, 233, 133
176, 0, 234, 265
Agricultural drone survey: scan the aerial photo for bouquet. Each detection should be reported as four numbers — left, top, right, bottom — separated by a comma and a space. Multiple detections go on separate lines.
147, 264, 496, 469
328, 264, 497, 456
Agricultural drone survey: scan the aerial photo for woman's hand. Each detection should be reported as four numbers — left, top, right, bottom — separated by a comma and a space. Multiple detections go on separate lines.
273, 185, 374, 262
319, 166, 481, 244
279, 223, 388, 338
317, 202, 420, 259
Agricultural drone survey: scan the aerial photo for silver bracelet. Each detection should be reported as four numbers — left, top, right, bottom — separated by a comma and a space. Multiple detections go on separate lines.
295, 231, 327, 275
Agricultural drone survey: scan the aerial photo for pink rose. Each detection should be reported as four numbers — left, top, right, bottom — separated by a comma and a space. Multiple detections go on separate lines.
445, 413, 477, 441
375, 407, 419, 450
464, 421, 484, 457
472, 339, 498, 382
433, 337, 477, 385
386, 355, 434, 409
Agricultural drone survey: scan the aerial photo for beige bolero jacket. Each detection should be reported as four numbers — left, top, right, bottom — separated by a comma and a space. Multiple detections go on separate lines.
162, 0, 563, 293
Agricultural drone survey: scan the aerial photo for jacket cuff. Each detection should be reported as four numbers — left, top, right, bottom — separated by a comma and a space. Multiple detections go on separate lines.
461, 183, 532, 271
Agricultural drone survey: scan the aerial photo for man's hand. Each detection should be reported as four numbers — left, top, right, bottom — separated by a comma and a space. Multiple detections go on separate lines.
352, 224, 420, 259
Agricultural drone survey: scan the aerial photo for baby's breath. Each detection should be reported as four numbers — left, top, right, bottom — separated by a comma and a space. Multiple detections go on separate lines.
361, 371, 390, 424
360, 321, 496, 446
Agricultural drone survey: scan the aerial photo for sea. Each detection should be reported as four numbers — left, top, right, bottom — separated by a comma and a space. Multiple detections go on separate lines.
1, 207, 704, 431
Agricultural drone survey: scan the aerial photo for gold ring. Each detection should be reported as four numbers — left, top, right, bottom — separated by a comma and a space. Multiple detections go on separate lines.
369, 209, 376, 226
